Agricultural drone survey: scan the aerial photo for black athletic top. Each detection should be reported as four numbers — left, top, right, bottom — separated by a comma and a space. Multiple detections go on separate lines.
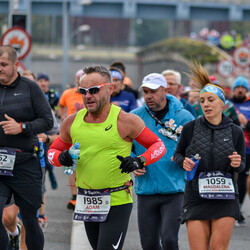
174, 115, 246, 173
0, 74, 53, 152
173, 115, 246, 222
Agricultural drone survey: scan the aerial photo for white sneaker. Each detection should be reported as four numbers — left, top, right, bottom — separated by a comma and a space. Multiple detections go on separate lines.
235, 220, 246, 227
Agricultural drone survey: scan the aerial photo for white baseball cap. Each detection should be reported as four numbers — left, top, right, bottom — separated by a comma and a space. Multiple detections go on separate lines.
140, 73, 167, 89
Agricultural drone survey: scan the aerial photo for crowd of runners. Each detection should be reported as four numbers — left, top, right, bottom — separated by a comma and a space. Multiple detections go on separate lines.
0, 44, 249, 250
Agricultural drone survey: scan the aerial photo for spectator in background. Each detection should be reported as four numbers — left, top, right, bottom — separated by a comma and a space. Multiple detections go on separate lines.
189, 78, 200, 90
110, 61, 138, 99
110, 61, 133, 88
35, 72, 60, 190
162, 69, 197, 118
37, 73, 60, 116
188, 90, 200, 105
110, 67, 137, 112
57, 69, 85, 210
207, 29, 220, 46
22, 70, 36, 81
230, 76, 250, 226
219, 31, 235, 54
58, 69, 84, 121
224, 86, 233, 100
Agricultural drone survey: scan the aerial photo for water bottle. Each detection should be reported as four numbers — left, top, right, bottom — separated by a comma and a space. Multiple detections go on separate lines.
64, 143, 80, 175
38, 139, 44, 158
187, 154, 200, 181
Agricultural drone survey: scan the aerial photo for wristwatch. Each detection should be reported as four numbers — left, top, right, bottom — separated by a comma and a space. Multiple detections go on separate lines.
21, 123, 27, 132
45, 134, 50, 144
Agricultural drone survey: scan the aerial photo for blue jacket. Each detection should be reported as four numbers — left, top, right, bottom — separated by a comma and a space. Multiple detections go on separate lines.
110, 90, 137, 112
131, 94, 194, 195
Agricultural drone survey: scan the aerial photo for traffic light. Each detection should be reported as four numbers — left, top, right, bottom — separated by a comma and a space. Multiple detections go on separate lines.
12, 14, 27, 29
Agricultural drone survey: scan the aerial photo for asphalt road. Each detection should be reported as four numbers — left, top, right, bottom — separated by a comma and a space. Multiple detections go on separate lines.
44, 167, 250, 250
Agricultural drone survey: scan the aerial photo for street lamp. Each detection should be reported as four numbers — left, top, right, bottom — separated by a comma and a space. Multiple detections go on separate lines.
70, 24, 90, 42
62, 21, 90, 91
80, 0, 92, 5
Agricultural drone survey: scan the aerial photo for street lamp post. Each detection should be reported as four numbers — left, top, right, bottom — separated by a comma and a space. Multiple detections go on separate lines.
62, 0, 69, 91
62, 1, 90, 91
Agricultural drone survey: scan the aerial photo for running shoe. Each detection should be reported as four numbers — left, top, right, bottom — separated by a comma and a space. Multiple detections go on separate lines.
38, 216, 48, 233
235, 219, 246, 227
67, 199, 76, 210
235, 213, 246, 227
8, 222, 21, 250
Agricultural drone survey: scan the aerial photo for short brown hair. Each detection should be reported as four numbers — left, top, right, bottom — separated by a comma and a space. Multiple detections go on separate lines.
83, 65, 111, 83
22, 70, 36, 81
0, 45, 18, 63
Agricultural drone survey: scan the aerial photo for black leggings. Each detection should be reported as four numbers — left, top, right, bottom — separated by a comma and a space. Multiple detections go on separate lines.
84, 203, 132, 250
0, 196, 44, 250
137, 193, 183, 250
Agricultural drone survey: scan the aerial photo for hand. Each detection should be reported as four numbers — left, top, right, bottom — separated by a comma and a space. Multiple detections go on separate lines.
38, 133, 47, 143
0, 114, 21, 135
228, 151, 241, 168
59, 150, 73, 166
183, 157, 196, 171
117, 155, 144, 174
133, 168, 146, 177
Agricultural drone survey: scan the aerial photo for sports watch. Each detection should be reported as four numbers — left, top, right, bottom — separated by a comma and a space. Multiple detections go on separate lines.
21, 123, 27, 132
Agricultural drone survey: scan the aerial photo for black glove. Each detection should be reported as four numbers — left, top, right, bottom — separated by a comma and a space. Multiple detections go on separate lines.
117, 155, 145, 174
58, 150, 73, 166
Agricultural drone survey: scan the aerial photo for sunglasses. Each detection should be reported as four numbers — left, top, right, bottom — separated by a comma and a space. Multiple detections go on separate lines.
79, 83, 110, 95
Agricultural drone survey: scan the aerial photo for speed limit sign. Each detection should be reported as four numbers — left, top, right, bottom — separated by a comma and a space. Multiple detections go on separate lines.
217, 60, 234, 78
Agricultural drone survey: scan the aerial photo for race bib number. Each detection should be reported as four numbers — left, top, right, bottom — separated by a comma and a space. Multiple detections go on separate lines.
198, 171, 235, 199
0, 147, 16, 176
74, 188, 111, 222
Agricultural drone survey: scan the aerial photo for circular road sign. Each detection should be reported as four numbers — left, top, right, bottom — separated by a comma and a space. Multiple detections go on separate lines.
217, 60, 235, 78
0, 27, 32, 60
18, 61, 26, 73
233, 46, 250, 68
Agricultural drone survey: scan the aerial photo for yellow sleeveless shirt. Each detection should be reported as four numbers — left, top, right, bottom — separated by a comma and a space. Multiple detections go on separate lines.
70, 104, 133, 206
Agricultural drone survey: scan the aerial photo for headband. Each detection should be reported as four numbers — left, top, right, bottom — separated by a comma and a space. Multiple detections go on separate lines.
200, 84, 225, 104
110, 70, 123, 81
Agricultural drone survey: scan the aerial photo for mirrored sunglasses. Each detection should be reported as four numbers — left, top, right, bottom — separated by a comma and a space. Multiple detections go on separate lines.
79, 83, 110, 95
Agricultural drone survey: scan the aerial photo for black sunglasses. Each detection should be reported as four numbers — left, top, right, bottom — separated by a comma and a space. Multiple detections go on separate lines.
79, 83, 110, 95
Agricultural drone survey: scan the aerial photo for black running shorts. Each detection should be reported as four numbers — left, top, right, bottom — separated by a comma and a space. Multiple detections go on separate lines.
0, 154, 43, 210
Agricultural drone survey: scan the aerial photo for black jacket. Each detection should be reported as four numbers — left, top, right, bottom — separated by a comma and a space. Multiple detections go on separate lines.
0, 74, 53, 152
174, 115, 246, 174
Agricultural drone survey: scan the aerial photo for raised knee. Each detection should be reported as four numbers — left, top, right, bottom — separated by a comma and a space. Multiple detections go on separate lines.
2, 213, 16, 228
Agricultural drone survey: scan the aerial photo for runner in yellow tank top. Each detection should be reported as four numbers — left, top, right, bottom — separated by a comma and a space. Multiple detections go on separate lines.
48, 65, 166, 250
71, 104, 133, 206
